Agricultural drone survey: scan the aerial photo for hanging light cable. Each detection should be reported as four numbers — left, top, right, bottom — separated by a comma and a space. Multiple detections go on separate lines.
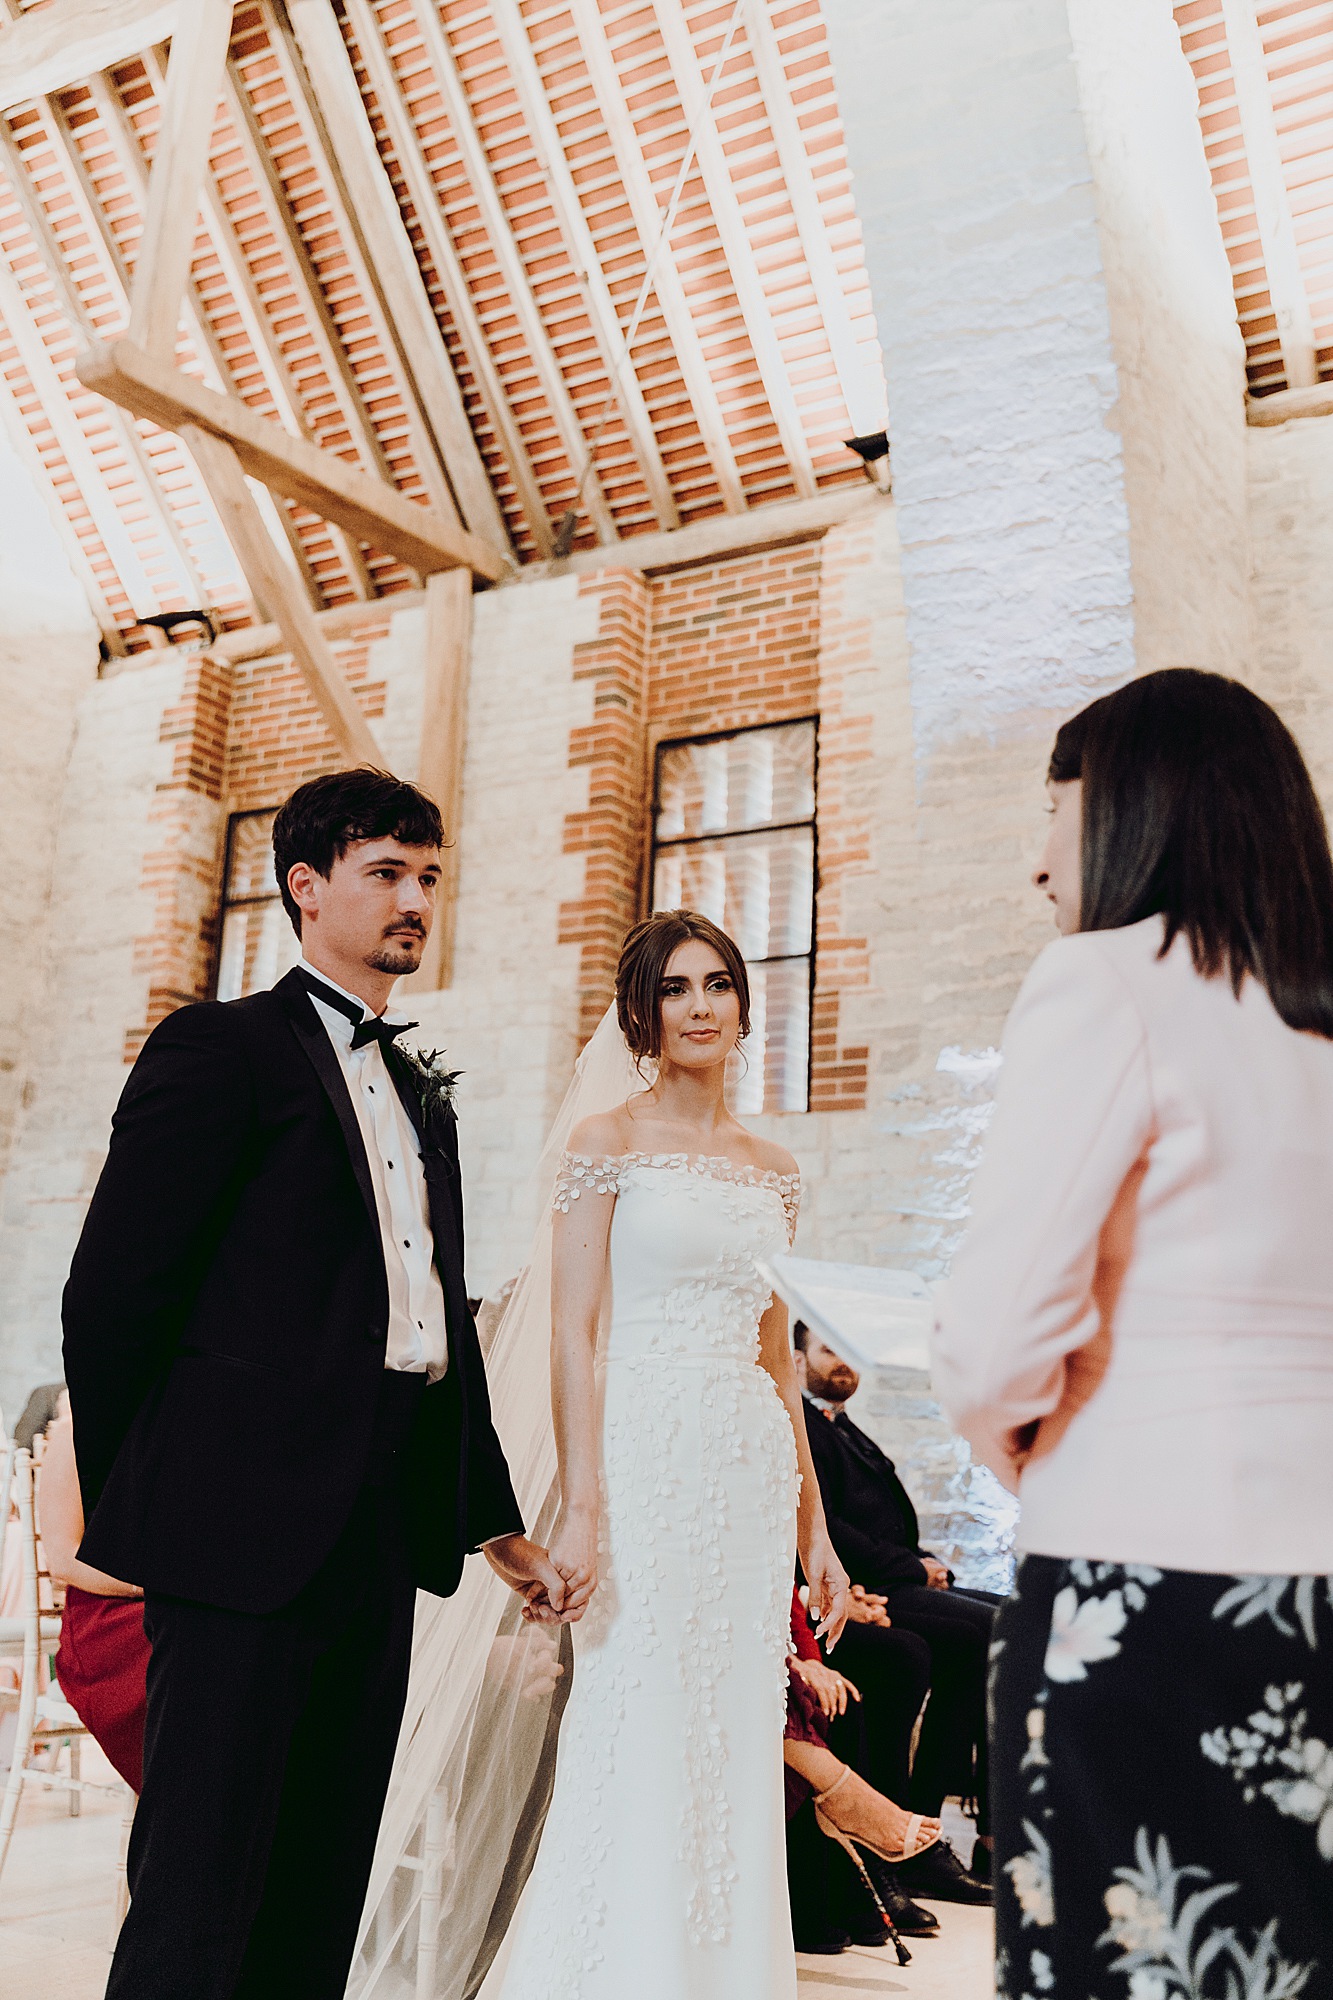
551, 0, 749, 557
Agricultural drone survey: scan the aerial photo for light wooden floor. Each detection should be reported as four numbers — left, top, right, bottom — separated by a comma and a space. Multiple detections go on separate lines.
0, 1752, 994, 1999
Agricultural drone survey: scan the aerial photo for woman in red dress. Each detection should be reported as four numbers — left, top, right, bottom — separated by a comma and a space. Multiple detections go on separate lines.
40, 1395, 149, 1792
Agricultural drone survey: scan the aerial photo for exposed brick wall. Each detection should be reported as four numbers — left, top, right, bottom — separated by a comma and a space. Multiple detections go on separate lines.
125, 651, 235, 1060
123, 632, 390, 1058
558, 570, 651, 1043
556, 538, 872, 1109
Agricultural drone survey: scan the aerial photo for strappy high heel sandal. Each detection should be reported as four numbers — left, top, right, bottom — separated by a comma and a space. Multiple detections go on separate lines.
811, 1787, 912, 1967
811, 1764, 940, 1868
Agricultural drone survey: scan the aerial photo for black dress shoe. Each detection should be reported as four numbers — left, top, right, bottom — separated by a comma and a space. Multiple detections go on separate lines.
793, 1925, 850, 1954
862, 1855, 942, 1937
894, 1837, 994, 1905
971, 1838, 992, 1882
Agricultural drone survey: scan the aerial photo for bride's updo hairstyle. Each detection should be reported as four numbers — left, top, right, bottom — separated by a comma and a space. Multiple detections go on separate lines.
1049, 667, 1333, 1038
616, 909, 751, 1061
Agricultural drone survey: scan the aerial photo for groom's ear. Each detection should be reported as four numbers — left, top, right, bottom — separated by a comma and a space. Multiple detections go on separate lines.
287, 861, 322, 929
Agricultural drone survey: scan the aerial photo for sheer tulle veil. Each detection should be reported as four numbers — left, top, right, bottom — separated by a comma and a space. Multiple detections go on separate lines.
349, 1004, 641, 1999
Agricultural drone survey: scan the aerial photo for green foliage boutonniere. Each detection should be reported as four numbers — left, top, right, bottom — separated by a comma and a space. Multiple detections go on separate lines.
398, 1047, 462, 1124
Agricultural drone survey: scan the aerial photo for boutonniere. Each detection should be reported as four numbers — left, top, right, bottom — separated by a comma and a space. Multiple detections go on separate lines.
397, 1046, 462, 1123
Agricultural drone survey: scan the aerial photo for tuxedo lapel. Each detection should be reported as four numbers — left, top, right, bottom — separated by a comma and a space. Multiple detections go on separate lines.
384, 1049, 463, 1271
277, 971, 379, 1236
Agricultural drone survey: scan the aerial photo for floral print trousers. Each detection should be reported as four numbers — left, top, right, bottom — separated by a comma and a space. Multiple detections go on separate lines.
991, 1555, 1333, 2000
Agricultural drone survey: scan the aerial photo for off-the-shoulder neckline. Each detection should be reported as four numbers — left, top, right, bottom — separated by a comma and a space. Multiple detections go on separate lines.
560, 1148, 800, 1188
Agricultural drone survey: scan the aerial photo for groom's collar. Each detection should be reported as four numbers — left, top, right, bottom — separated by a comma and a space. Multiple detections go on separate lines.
297, 959, 413, 1039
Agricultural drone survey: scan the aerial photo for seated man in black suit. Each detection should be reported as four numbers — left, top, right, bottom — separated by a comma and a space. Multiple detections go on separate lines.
795, 1322, 999, 1904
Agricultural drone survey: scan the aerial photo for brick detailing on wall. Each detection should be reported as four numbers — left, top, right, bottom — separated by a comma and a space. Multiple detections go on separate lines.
125, 651, 235, 1061
556, 537, 874, 1108
558, 570, 651, 1044
124, 634, 390, 1060
647, 542, 822, 734
225, 626, 391, 813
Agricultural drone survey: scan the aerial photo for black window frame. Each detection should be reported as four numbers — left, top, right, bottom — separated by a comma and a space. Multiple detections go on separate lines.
647, 715, 819, 1115
212, 805, 285, 1000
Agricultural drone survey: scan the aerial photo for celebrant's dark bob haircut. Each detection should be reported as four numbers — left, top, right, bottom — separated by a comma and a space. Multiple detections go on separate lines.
272, 766, 444, 935
615, 909, 751, 1061
1048, 667, 1333, 1039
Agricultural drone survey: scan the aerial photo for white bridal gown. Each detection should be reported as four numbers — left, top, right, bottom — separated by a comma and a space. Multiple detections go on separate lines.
496, 1150, 802, 2000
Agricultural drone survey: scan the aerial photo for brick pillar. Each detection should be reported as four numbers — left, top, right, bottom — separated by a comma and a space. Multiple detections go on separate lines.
126, 649, 234, 1059
559, 569, 651, 1044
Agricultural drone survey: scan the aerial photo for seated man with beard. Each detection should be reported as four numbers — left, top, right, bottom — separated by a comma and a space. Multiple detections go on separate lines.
794, 1323, 998, 1904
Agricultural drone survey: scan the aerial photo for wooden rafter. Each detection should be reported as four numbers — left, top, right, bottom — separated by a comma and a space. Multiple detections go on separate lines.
742, 0, 884, 436
0, 0, 177, 113
652, 0, 817, 498
0, 116, 214, 612
566, 0, 746, 516
1218, 0, 1318, 390
488, 0, 679, 533
283, 0, 510, 553
128, 1, 234, 357
395, 0, 619, 546
183, 419, 379, 761
339, 0, 553, 557
78, 337, 508, 580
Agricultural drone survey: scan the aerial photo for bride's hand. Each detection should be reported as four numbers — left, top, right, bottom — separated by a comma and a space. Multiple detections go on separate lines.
803, 1533, 851, 1652
548, 1503, 599, 1620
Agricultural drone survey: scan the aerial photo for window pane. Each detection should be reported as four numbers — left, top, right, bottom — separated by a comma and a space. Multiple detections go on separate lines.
729, 959, 810, 1116
226, 812, 278, 902
216, 899, 299, 1001
652, 826, 813, 961
655, 721, 815, 841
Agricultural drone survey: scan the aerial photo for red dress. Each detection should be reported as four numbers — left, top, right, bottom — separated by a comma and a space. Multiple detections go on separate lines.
56, 1587, 150, 1792
784, 1586, 828, 1818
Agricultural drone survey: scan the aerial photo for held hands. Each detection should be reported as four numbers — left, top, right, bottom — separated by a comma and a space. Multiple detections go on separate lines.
803, 1532, 851, 1651
484, 1533, 589, 1626
791, 1655, 861, 1719
922, 1556, 951, 1591
546, 1502, 600, 1624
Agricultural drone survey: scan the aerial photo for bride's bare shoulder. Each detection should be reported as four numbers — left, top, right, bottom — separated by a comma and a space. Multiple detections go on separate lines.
565, 1107, 634, 1159
742, 1133, 800, 1180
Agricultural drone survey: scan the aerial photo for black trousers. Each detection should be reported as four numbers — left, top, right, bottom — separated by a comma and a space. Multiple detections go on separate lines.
106, 1372, 426, 2000
886, 1583, 1001, 1831
825, 1620, 931, 1806
992, 1555, 1333, 1999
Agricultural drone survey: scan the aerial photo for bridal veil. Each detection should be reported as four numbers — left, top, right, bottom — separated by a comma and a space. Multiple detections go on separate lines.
350, 1005, 640, 2000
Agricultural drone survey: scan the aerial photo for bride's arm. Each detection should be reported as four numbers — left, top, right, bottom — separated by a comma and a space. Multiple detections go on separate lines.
547, 1155, 617, 1606
757, 1293, 850, 1650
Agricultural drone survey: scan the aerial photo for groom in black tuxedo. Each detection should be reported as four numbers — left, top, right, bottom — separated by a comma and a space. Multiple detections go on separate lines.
63, 768, 578, 2000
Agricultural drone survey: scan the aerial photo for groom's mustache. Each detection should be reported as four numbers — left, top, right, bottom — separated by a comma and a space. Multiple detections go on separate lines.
384, 919, 426, 939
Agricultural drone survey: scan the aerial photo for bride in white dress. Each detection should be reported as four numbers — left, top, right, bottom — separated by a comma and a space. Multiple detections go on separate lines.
494, 909, 851, 1999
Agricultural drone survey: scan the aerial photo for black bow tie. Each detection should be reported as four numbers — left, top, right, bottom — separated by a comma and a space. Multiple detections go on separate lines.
299, 970, 417, 1053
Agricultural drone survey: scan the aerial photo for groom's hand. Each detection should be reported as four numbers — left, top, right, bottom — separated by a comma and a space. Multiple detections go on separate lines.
484, 1534, 588, 1626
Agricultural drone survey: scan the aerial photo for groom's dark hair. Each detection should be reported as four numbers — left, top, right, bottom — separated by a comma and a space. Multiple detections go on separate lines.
272, 766, 444, 936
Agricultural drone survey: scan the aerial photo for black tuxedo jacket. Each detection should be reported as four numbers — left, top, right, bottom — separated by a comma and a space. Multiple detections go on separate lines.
62, 970, 523, 1614
802, 1397, 933, 1593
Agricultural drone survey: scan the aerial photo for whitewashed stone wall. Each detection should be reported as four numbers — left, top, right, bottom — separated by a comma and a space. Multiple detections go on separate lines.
1247, 414, 1333, 804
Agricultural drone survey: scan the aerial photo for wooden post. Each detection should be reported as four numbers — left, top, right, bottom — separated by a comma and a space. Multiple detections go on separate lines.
410, 568, 473, 990
127, 0, 236, 357
180, 424, 381, 765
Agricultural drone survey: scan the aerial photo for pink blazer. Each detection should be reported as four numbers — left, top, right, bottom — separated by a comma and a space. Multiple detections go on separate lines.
933, 914, 1333, 1575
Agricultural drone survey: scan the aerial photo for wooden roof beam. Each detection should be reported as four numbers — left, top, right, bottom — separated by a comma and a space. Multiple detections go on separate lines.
0, 0, 177, 114
339, 0, 553, 556
652, 0, 817, 497
567, 0, 746, 516
284, 0, 512, 556
78, 336, 508, 580
489, 0, 679, 532
395, 0, 619, 546
128, 0, 234, 357
1219, 0, 1318, 391
742, 0, 885, 438
183, 419, 380, 763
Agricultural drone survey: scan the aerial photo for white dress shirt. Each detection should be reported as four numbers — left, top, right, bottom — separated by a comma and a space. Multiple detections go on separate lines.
299, 959, 449, 1381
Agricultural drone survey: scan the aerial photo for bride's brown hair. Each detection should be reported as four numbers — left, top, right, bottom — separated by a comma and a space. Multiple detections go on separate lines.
615, 909, 751, 1061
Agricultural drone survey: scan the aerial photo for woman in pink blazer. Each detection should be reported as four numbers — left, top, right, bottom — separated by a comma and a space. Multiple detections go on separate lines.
933, 669, 1333, 1998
